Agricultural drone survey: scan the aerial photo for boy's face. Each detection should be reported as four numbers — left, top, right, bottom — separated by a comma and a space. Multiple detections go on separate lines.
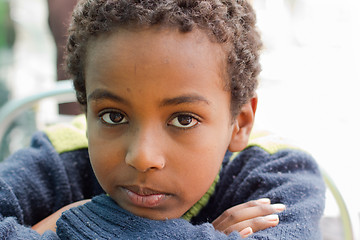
85, 28, 248, 220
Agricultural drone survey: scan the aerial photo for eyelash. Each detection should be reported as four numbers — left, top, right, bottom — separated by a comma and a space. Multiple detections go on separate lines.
98, 110, 201, 130
168, 113, 201, 130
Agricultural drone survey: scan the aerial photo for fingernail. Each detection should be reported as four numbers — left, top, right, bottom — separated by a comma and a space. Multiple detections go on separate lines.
264, 214, 279, 222
257, 198, 271, 204
240, 227, 253, 238
271, 203, 286, 212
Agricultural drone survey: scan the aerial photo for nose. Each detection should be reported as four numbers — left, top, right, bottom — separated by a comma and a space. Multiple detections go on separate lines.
125, 129, 166, 172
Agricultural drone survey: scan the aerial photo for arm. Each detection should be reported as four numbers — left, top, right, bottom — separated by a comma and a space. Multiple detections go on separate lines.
247, 149, 325, 239
0, 215, 59, 240
0, 131, 100, 237
194, 146, 326, 239
36, 197, 284, 237
0, 132, 94, 225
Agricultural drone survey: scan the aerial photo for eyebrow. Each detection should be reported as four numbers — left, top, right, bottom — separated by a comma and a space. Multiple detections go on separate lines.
160, 94, 210, 107
87, 89, 130, 105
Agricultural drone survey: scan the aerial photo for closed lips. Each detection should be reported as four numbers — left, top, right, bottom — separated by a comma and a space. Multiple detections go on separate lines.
122, 186, 170, 208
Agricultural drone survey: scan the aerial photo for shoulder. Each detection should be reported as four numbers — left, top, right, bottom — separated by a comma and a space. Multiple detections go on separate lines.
224, 129, 319, 173
219, 129, 324, 201
1, 115, 89, 177
220, 128, 324, 202
7, 115, 89, 163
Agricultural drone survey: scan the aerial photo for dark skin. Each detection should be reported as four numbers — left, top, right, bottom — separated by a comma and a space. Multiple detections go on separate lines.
33, 28, 285, 238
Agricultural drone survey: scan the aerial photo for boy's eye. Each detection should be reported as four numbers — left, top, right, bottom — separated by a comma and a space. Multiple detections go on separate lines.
100, 111, 128, 125
168, 114, 199, 129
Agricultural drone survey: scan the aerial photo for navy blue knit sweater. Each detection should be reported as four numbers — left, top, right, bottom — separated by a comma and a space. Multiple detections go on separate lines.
0, 121, 325, 239
56, 194, 242, 239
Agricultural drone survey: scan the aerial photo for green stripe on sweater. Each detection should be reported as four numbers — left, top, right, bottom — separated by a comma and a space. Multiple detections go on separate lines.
44, 115, 88, 153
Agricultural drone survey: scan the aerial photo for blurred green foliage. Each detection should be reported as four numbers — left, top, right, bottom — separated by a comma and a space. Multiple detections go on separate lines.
0, 0, 15, 49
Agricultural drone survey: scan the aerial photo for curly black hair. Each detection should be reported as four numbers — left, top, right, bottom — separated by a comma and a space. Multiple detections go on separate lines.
66, 0, 262, 116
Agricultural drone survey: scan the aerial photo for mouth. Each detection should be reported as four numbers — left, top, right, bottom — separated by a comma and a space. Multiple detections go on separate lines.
121, 185, 170, 208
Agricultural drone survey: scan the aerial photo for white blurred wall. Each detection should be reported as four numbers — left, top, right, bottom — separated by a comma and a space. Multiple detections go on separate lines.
253, 0, 360, 237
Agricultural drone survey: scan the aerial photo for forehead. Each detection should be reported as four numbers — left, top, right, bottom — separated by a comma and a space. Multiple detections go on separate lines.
85, 27, 227, 84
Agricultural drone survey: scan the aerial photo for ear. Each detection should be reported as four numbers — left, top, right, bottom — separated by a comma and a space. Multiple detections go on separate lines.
228, 95, 258, 152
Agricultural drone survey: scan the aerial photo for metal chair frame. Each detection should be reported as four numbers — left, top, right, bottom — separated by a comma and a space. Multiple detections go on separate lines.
0, 80, 75, 149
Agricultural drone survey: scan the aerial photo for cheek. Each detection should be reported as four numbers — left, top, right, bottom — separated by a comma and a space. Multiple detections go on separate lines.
174, 128, 229, 198
88, 141, 113, 181
87, 127, 126, 186
87, 118, 124, 162
176, 149, 223, 210
192, 124, 231, 174
192, 122, 232, 160
88, 141, 129, 195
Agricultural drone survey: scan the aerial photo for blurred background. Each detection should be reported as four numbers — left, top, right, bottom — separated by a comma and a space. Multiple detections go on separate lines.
252, 0, 360, 239
0, 0, 359, 239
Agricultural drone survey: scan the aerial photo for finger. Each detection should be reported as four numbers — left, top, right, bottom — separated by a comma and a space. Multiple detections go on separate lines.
212, 198, 270, 228
223, 214, 280, 236
214, 203, 285, 232
239, 227, 253, 238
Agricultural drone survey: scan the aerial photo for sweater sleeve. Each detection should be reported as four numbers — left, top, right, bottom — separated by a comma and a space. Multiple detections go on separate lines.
0, 131, 100, 238
193, 146, 326, 239
56, 194, 243, 240
0, 216, 59, 239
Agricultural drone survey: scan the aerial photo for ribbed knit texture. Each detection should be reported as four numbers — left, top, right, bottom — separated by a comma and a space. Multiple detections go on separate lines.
57, 194, 241, 239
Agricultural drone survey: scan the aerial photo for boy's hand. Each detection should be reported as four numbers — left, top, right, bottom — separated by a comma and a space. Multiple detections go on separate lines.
212, 198, 285, 238
32, 199, 91, 234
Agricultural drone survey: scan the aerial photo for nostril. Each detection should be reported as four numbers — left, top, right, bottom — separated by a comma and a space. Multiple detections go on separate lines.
125, 152, 165, 172
155, 161, 165, 169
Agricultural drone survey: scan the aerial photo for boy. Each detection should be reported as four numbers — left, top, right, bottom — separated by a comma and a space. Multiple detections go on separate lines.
0, 0, 325, 239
